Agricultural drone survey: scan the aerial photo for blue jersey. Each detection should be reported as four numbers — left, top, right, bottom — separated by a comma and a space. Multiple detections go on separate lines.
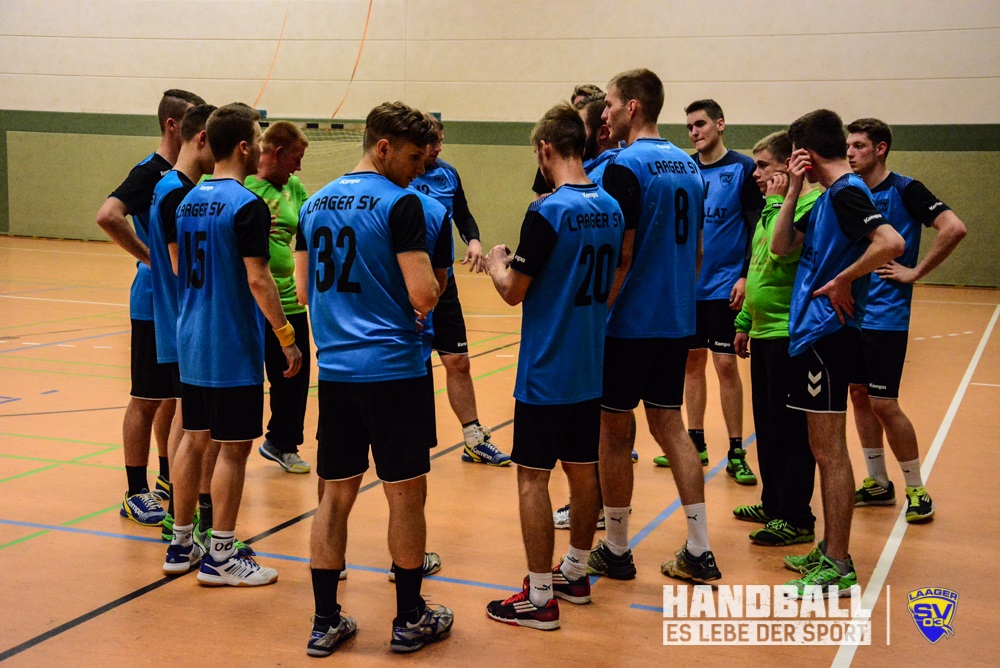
148, 170, 195, 363
695, 150, 762, 301
409, 189, 454, 360
603, 138, 704, 339
584, 148, 622, 188
110, 152, 173, 321
298, 172, 429, 382
411, 158, 478, 276
512, 184, 624, 404
175, 179, 270, 387
788, 174, 888, 357
864, 173, 949, 331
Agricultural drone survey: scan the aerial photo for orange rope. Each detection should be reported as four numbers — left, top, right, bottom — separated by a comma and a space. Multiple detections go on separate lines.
253, 2, 291, 109
331, 0, 374, 119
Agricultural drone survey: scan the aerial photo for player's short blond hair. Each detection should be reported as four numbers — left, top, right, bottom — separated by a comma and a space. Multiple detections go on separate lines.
261, 121, 308, 152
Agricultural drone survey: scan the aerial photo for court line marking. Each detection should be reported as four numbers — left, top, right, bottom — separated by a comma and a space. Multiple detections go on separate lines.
971, 382, 1000, 387
832, 303, 1000, 668
911, 299, 998, 306
0, 246, 126, 258
0, 295, 129, 307
0, 329, 130, 354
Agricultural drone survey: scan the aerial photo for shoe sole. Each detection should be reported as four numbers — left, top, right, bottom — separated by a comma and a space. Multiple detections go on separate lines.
727, 470, 758, 486
750, 533, 815, 547
733, 515, 770, 523
258, 445, 310, 473
905, 509, 935, 523
163, 557, 202, 575
586, 567, 636, 580
855, 499, 896, 507
791, 583, 860, 600
197, 572, 278, 587
120, 507, 164, 527
461, 453, 511, 467
485, 611, 560, 631
661, 564, 722, 584
554, 591, 591, 605
390, 631, 451, 653
306, 627, 357, 656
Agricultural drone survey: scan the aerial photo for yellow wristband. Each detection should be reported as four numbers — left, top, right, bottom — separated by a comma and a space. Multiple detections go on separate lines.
273, 322, 295, 347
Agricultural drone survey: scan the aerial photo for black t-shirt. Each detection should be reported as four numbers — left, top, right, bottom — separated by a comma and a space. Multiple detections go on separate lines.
110, 153, 173, 216
158, 173, 196, 245
532, 167, 550, 196
432, 213, 455, 268
795, 183, 886, 243
899, 179, 951, 226
601, 163, 642, 231
234, 197, 272, 258
512, 208, 558, 276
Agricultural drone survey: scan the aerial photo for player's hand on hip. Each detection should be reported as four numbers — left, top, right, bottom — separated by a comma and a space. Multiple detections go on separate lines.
463, 239, 487, 273
282, 343, 303, 378
812, 275, 854, 325
734, 332, 750, 359
875, 260, 918, 284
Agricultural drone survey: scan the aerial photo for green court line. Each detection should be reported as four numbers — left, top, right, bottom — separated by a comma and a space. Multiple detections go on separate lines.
0, 355, 130, 369
0, 464, 59, 483
70, 445, 120, 461
433, 361, 518, 395
0, 454, 121, 472
0, 311, 126, 331
0, 365, 129, 381
0, 432, 119, 448
0, 502, 123, 549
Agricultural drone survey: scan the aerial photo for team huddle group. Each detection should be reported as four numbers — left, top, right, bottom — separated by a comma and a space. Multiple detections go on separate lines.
96, 66, 965, 656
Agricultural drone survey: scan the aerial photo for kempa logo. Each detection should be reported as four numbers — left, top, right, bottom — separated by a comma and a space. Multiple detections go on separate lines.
662, 585, 873, 646
863, 213, 883, 224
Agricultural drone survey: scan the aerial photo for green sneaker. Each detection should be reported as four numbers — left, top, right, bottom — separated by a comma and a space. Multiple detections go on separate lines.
783, 542, 825, 574
161, 512, 174, 542
855, 477, 896, 506
726, 449, 757, 485
733, 502, 771, 523
653, 450, 708, 468
750, 519, 815, 546
785, 555, 858, 598
904, 485, 935, 523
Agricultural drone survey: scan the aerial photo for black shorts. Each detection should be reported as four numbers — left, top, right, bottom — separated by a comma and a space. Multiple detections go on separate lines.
787, 327, 860, 413
316, 375, 435, 483
167, 362, 182, 399
602, 336, 690, 412
424, 357, 437, 446
130, 319, 178, 400
691, 300, 738, 355
849, 329, 908, 399
512, 399, 601, 470
181, 383, 264, 442
431, 274, 469, 355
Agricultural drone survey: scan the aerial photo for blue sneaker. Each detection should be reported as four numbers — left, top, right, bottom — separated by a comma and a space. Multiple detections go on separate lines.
120, 489, 166, 526
307, 613, 357, 657
197, 551, 278, 587
390, 603, 454, 653
153, 474, 171, 501
163, 541, 205, 575
631, 449, 639, 463
461, 426, 511, 466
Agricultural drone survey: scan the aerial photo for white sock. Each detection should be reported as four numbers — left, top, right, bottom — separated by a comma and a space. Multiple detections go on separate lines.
863, 448, 891, 487
561, 545, 589, 581
210, 529, 236, 562
684, 503, 710, 557
462, 421, 483, 448
528, 571, 552, 607
899, 458, 924, 488
172, 523, 193, 547
603, 506, 631, 556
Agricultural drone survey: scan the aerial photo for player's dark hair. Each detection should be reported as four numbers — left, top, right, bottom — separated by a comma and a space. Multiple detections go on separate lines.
572, 83, 605, 108
753, 130, 793, 163
788, 109, 848, 160
847, 117, 893, 159
422, 111, 444, 132
581, 96, 607, 161
684, 99, 725, 122
607, 69, 664, 124
180, 104, 217, 142
158, 89, 207, 133
363, 102, 437, 152
261, 120, 309, 152
206, 103, 261, 161
531, 102, 586, 159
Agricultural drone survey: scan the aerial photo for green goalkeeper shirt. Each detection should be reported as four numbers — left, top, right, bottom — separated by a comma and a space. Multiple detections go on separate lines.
245, 174, 308, 315
734, 188, 821, 339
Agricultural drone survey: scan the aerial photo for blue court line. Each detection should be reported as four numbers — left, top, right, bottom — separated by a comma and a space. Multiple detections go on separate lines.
41, 390, 59, 395
631, 603, 663, 613
0, 519, 163, 545
0, 397, 21, 405
0, 329, 130, 355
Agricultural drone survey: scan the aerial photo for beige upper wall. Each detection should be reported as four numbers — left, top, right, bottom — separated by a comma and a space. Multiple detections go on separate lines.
2, 0, 998, 123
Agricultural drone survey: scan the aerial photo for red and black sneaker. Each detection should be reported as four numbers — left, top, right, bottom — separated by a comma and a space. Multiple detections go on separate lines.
552, 566, 591, 604
486, 584, 560, 631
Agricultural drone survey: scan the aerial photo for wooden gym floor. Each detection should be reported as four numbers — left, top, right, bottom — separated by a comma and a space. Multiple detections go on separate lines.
0, 236, 997, 666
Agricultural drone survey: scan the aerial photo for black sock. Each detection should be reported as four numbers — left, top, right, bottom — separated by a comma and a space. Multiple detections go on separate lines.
125, 466, 147, 496
392, 564, 425, 622
311, 568, 343, 624
729, 437, 743, 458
168, 497, 175, 517
158, 456, 169, 481
688, 429, 706, 452
198, 494, 213, 531
461, 419, 481, 428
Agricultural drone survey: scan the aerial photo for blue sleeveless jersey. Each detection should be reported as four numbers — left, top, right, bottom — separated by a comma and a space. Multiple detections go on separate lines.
606, 138, 704, 338
148, 170, 193, 363
788, 174, 883, 356
864, 173, 942, 331
410, 189, 450, 361
514, 184, 624, 404
695, 149, 758, 300
125, 153, 162, 321
300, 172, 427, 382
584, 148, 622, 188
175, 179, 268, 387
411, 158, 462, 277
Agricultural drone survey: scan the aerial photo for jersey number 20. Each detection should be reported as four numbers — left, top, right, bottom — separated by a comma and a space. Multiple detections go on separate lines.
575, 244, 615, 306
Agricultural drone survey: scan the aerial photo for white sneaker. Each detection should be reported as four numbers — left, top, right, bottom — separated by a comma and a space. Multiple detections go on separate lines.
553, 504, 605, 530
197, 551, 278, 586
